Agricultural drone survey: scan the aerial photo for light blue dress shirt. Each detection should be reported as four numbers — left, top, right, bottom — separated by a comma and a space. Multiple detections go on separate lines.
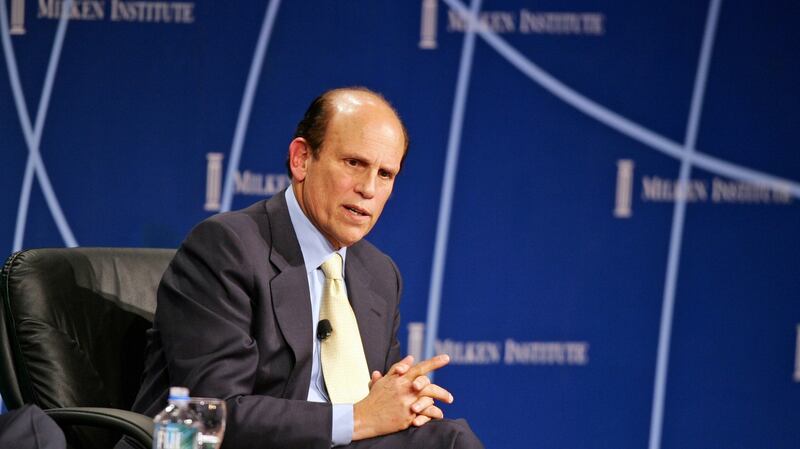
285, 187, 354, 446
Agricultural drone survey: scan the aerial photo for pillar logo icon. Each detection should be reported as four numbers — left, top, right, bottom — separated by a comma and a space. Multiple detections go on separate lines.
8, 0, 25, 34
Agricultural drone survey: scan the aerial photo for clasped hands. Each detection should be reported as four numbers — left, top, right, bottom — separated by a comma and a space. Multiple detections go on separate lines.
352, 354, 452, 440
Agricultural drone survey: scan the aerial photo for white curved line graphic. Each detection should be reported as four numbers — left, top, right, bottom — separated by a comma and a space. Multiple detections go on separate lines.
220, 0, 282, 213
1, 0, 78, 250
424, 0, 482, 369
441, 0, 800, 198
649, 2, 722, 449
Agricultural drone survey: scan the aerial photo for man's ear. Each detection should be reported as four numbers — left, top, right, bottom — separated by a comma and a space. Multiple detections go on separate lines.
288, 138, 311, 182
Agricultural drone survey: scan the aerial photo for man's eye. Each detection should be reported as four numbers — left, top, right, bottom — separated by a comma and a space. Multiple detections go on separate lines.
346, 159, 359, 167
379, 170, 394, 180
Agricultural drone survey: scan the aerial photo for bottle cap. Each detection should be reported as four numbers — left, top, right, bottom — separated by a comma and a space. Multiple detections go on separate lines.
168, 386, 190, 401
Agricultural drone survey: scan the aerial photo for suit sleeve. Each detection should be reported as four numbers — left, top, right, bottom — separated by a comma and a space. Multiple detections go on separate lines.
155, 218, 333, 449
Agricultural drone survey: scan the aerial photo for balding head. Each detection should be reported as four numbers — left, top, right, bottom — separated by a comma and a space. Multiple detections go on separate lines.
286, 87, 406, 249
288, 87, 409, 178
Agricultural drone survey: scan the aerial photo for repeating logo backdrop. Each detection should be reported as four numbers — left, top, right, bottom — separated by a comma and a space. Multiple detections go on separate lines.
2, 1, 799, 448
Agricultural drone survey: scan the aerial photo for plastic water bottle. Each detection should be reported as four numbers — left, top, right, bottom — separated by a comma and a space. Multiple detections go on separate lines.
153, 387, 201, 449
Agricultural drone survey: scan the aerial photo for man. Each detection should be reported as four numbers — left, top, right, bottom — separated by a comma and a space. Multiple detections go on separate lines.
130, 87, 482, 448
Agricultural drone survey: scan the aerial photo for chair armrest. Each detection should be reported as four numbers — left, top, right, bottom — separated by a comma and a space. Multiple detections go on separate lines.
44, 407, 153, 449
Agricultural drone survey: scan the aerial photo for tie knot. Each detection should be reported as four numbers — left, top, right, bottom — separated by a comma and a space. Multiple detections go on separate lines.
320, 253, 343, 280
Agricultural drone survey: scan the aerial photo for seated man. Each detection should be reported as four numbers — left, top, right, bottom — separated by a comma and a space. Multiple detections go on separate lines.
129, 87, 483, 448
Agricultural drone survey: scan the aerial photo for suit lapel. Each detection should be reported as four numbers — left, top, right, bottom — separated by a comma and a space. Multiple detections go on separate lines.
264, 193, 313, 397
345, 247, 388, 373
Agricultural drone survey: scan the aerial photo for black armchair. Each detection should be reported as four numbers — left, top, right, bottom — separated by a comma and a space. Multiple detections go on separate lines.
0, 248, 175, 449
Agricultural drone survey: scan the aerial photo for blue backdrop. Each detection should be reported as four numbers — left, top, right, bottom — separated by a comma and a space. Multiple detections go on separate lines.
2, 1, 799, 447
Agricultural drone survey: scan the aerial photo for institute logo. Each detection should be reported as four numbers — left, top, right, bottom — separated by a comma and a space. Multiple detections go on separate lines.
418, 0, 605, 50
7, 0, 196, 35
406, 322, 589, 366
204, 152, 290, 212
613, 158, 793, 218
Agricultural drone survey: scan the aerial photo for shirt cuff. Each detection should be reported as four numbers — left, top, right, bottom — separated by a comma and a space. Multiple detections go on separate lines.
331, 403, 354, 447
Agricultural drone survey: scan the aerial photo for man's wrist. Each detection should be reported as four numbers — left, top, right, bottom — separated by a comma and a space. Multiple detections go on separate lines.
352, 399, 380, 441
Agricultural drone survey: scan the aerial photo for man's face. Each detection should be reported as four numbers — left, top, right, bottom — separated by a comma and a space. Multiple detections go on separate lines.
291, 93, 405, 249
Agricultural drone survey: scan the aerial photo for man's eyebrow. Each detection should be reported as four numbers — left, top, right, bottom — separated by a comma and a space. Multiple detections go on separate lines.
379, 165, 400, 178
342, 154, 368, 164
340, 152, 399, 171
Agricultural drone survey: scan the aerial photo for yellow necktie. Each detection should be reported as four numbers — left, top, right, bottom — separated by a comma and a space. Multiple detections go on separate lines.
319, 253, 370, 403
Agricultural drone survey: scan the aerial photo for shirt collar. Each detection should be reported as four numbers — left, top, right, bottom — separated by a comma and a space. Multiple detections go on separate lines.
285, 186, 347, 276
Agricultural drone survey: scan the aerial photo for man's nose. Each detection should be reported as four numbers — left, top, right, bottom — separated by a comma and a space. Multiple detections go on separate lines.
355, 171, 377, 199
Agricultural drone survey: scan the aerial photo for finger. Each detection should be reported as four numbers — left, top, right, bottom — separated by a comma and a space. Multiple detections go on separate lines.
412, 375, 431, 392
368, 370, 382, 388
418, 383, 454, 404
404, 354, 450, 379
412, 414, 431, 427
388, 355, 414, 376
419, 405, 444, 420
410, 396, 434, 414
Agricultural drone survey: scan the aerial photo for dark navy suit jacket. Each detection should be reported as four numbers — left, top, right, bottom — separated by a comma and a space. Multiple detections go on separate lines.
131, 192, 403, 449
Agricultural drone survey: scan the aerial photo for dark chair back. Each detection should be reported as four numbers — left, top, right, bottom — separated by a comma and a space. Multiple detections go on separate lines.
0, 248, 174, 447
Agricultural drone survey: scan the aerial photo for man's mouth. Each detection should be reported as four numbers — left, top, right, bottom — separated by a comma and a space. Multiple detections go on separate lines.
344, 204, 370, 217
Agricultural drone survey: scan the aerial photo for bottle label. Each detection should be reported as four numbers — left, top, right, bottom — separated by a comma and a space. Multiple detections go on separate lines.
153, 423, 197, 449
